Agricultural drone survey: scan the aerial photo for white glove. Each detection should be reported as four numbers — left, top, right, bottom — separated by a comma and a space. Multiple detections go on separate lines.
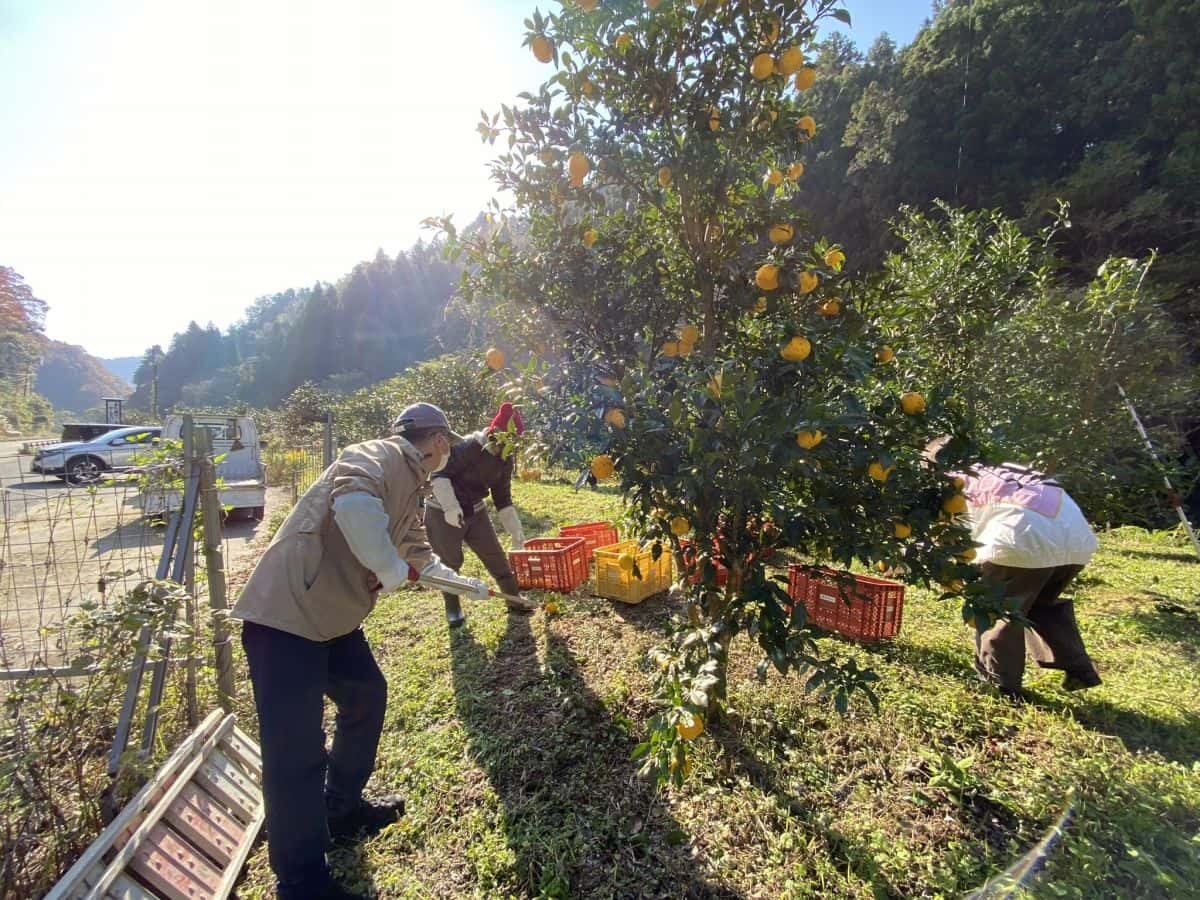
332, 492, 411, 591
430, 477, 464, 528
497, 505, 525, 549
420, 557, 460, 582
462, 577, 489, 602
419, 559, 489, 601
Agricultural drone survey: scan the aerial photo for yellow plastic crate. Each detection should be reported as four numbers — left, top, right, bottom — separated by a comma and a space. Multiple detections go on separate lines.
593, 540, 673, 604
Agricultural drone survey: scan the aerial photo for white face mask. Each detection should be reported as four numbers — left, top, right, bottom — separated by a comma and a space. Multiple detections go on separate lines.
427, 435, 450, 472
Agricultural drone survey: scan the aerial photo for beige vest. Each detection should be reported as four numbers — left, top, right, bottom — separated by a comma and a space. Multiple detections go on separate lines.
232, 437, 434, 641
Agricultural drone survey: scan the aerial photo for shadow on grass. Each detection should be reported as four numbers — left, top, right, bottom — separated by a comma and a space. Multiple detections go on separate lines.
449, 611, 739, 898
873, 636, 977, 680
1035, 693, 1200, 766
1118, 548, 1200, 565
706, 710, 908, 897
1127, 602, 1200, 659
604, 592, 679, 630
881, 637, 1200, 766
327, 840, 378, 899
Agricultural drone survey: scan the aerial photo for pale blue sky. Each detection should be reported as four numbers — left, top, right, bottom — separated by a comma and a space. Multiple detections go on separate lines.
0, 1, 932, 357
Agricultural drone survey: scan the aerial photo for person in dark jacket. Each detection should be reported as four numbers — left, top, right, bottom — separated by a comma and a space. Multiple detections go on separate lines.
426, 402, 539, 626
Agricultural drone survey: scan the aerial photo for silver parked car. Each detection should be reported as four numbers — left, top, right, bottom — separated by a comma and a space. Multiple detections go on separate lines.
31, 426, 162, 484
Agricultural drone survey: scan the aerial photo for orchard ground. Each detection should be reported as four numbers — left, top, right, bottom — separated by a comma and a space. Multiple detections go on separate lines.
231, 479, 1200, 898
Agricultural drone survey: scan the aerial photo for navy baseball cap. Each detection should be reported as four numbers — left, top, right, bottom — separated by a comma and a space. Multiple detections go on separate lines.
392, 403, 463, 443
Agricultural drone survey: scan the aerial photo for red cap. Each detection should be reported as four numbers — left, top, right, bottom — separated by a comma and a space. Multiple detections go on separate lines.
488, 402, 525, 436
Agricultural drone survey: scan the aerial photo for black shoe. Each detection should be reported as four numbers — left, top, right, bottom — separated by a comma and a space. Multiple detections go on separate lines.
328, 795, 405, 840
1063, 671, 1102, 692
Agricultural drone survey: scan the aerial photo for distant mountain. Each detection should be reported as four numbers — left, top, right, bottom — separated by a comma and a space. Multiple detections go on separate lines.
100, 356, 141, 384
35, 340, 132, 414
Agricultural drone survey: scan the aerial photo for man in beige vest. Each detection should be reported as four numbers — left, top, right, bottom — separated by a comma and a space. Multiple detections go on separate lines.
233, 403, 488, 900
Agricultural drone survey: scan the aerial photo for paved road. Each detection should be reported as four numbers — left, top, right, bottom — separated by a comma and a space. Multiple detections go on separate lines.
0, 440, 61, 488
0, 440, 75, 525
0, 440, 283, 670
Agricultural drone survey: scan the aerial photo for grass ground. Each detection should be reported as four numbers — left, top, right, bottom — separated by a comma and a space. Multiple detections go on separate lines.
233, 479, 1200, 899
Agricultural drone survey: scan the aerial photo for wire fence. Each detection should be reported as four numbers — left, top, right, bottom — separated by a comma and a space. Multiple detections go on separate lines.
0, 451, 163, 675
263, 441, 326, 504
0, 422, 337, 895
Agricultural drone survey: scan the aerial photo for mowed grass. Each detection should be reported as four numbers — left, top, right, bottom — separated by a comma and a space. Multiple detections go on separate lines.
232, 480, 1200, 898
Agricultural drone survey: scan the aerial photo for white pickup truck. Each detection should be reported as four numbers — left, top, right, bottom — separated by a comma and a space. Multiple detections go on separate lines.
139, 415, 267, 520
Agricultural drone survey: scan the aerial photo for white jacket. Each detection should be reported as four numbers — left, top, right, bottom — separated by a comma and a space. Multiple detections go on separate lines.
962, 464, 1098, 569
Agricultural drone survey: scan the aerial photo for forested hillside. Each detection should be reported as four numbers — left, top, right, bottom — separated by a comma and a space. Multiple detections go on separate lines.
798, 0, 1198, 342
0, 266, 53, 430
127, 239, 467, 411
34, 340, 130, 416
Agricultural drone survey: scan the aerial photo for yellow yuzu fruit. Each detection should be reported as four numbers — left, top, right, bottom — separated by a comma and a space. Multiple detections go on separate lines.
591, 454, 615, 480
868, 461, 893, 482
796, 429, 824, 450
942, 493, 968, 516
531, 35, 554, 63
780, 335, 812, 362
900, 391, 926, 415
750, 53, 775, 81
768, 223, 794, 244
777, 46, 804, 76
676, 714, 704, 741
567, 152, 590, 187
755, 264, 780, 291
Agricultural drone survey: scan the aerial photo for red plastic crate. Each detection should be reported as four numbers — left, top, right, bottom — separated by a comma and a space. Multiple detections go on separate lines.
558, 522, 619, 559
786, 565, 904, 642
678, 539, 729, 587
509, 537, 589, 592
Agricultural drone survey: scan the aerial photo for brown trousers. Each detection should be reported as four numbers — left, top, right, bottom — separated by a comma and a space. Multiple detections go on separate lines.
974, 562, 1099, 692
426, 507, 520, 619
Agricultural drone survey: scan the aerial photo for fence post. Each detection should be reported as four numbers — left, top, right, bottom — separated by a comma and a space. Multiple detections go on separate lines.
183, 526, 199, 728
182, 420, 200, 726
323, 411, 334, 469
182, 413, 194, 474
199, 435, 236, 714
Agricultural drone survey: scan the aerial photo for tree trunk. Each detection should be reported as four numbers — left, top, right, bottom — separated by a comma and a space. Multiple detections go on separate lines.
701, 276, 717, 359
